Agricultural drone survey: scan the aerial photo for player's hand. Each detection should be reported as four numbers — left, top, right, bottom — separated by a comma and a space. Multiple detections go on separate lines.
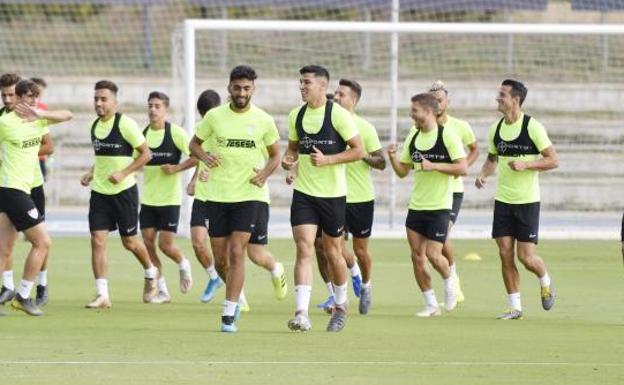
508, 160, 527, 171
310, 146, 329, 166
420, 158, 435, 171
250, 167, 268, 187
475, 174, 486, 189
108, 171, 125, 184
160, 164, 178, 175
80, 172, 93, 187
186, 181, 195, 196
203, 153, 220, 168
14, 103, 41, 122
198, 169, 210, 182
285, 172, 296, 185
386, 143, 398, 158
281, 154, 298, 171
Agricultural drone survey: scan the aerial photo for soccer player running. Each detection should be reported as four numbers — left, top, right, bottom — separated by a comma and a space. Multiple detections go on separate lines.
429, 80, 479, 304
387, 93, 466, 317
140, 91, 197, 304
189, 65, 281, 333
0, 74, 54, 309
475, 79, 558, 320
187, 89, 225, 303
0, 79, 72, 316
282, 65, 365, 332
333, 78, 385, 314
81, 80, 158, 309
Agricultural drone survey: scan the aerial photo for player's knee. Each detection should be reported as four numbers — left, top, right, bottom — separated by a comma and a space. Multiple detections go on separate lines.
33, 233, 52, 251
157, 239, 174, 254
121, 236, 138, 252
410, 251, 426, 267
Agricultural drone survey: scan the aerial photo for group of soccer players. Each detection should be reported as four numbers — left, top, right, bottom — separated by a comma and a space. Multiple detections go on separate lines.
0, 65, 560, 333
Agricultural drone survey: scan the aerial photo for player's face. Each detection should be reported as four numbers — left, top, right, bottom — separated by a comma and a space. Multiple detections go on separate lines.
431, 90, 448, 115
228, 78, 254, 110
299, 73, 326, 102
333, 85, 357, 110
496, 85, 515, 113
94, 88, 117, 118
148, 98, 167, 123
16, 91, 38, 107
409, 101, 431, 127
1, 85, 17, 110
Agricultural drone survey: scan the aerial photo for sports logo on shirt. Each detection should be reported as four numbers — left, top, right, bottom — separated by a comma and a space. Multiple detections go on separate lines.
21, 137, 42, 149
300, 136, 335, 150
216, 136, 256, 149
93, 139, 123, 152
496, 141, 532, 156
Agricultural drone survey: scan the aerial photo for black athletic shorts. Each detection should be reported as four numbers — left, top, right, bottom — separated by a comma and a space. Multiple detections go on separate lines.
346, 200, 374, 239
449, 193, 463, 225
140, 204, 180, 233
0, 188, 44, 232
30, 185, 46, 220
89, 185, 139, 236
492, 200, 540, 244
405, 209, 451, 244
205, 200, 260, 238
190, 199, 210, 228
290, 189, 346, 238
250, 202, 269, 245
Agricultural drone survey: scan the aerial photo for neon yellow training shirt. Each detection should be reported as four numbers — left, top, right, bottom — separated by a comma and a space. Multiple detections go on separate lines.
346, 114, 382, 203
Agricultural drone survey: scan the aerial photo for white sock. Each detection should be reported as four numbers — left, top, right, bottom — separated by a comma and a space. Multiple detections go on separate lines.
206, 265, 219, 280
145, 265, 158, 279
350, 263, 361, 278
449, 263, 457, 276
2, 270, 15, 290
334, 282, 348, 306
443, 276, 455, 293
96, 278, 109, 298
157, 277, 169, 294
17, 279, 34, 299
362, 281, 371, 289
239, 290, 247, 304
37, 270, 48, 287
539, 272, 551, 288
325, 281, 335, 297
270, 262, 283, 278
223, 300, 238, 317
295, 285, 312, 315
422, 289, 438, 308
508, 292, 522, 311
178, 257, 191, 272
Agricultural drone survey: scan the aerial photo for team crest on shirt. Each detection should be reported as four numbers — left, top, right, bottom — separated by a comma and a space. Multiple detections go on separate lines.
27, 208, 39, 219
246, 125, 256, 136
411, 150, 423, 162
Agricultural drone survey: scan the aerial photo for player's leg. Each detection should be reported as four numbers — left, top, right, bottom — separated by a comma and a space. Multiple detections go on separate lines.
248, 202, 286, 300
346, 200, 374, 311
192, 225, 222, 303
406, 227, 440, 317
315, 230, 335, 311
422, 210, 456, 311
12, 222, 50, 316
352, 236, 372, 314
288, 224, 316, 331
30, 185, 49, 307
0, 215, 17, 305
155, 206, 192, 297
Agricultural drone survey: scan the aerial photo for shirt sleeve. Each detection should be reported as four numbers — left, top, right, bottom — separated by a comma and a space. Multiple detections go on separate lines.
487, 122, 498, 155
528, 118, 552, 152
364, 123, 382, 153
119, 116, 146, 149
331, 106, 357, 142
444, 130, 467, 161
263, 116, 280, 147
287, 108, 298, 141
399, 128, 416, 164
172, 124, 191, 156
461, 121, 476, 146
195, 113, 214, 142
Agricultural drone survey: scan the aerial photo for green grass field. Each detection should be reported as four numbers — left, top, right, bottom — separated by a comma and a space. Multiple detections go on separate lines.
2, 237, 624, 384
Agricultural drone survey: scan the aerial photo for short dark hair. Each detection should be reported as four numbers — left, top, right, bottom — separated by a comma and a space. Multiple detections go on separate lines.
31, 77, 47, 89
0, 73, 21, 88
411, 93, 439, 113
339, 78, 362, 101
15, 79, 40, 97
148, 91, 170, 108
197, 89, 221, 117
299, 65, 330, 81
502, 79, 528, 106
230, 65, 257, 82
94, 80, 118, 95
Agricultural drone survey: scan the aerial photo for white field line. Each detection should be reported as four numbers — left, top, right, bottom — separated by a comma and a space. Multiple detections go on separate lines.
0, 361, 623, 367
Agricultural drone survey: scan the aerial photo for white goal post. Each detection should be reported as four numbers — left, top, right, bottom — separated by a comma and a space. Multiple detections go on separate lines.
180, 19, 624, 228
